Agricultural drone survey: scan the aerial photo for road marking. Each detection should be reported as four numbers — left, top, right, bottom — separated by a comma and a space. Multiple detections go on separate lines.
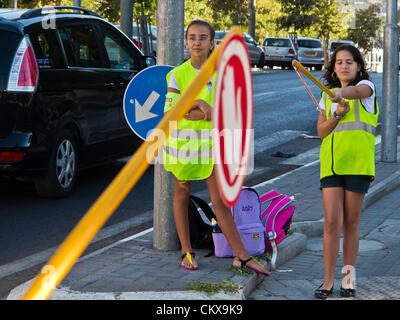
253, 84, 318, 98
253, 130, 304, 154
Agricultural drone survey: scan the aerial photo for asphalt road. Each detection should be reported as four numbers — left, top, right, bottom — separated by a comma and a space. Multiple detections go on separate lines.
0, 68, 385, 299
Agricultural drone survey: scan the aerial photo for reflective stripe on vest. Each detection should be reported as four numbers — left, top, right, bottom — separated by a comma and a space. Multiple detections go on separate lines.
163, 145, 213, 160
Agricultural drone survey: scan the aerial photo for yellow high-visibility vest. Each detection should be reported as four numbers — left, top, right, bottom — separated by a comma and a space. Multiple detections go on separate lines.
163, 59, 216, 181
320, 87, 379, 180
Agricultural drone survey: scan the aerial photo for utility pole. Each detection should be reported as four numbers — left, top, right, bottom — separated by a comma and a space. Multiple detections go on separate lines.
73, 0, 81, 7
381, 0, 399, 162
9, 0, 17, 8
120, 0, 133, 40
153, 0, 184, 251
248, 0, 256, 39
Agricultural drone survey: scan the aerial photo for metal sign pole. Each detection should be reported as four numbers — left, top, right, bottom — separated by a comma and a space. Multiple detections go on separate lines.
381, 0, 399, 163
153, 0, 185, 250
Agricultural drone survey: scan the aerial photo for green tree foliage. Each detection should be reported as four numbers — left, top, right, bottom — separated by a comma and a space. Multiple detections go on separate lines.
185, 0, 276, 43
347, 3, 382, 54
276, 0, 319, 33
311, 0, 349, 67
206, 0, 249, 26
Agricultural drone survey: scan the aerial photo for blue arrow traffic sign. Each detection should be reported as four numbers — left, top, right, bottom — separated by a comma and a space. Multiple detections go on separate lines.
123, 65, 174, 140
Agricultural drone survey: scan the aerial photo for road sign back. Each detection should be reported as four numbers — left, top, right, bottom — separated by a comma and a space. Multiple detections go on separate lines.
123, 65, 173, 140
213, 34, 253, 207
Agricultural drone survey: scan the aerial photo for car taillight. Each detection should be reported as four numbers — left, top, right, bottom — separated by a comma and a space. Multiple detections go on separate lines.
7, 35, 38, 93
0, 151, 25, 162
262, 46, 266, 53
288, 48, 295, 55
132, 38, 142, 49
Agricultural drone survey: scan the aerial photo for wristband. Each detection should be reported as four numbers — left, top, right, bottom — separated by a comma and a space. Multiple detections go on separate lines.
334, 111, 343, 120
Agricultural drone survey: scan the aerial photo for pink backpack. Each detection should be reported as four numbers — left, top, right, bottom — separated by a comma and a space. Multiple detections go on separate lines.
260, 190, 295, 269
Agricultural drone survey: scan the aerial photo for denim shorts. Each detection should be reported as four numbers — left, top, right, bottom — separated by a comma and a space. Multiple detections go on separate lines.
320, 175, 372, 194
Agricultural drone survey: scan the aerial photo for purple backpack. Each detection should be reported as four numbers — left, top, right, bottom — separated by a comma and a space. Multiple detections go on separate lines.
212, 187, 265, 258
260, 190, 295, 269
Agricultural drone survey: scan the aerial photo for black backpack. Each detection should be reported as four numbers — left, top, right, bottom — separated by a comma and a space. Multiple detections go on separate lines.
188, 195, 216, 250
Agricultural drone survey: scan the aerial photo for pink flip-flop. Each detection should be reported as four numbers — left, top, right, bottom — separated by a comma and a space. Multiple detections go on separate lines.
234, 256, 270, 277
181, 252, 198, 270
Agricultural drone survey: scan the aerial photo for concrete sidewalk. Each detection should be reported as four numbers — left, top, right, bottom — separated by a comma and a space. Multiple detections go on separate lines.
8, 139, 400, 300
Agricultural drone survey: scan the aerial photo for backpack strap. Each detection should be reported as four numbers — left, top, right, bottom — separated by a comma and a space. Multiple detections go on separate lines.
190, 195, 216, 223
259, 190, 282, 203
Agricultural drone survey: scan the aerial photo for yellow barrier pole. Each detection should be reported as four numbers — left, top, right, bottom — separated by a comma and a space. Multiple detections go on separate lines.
22, 26, 243, 300
292, 59, 345, 106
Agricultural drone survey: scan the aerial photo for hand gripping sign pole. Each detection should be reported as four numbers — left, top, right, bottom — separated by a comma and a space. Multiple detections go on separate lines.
292, 59, 347, 109
22, 27, 243, 300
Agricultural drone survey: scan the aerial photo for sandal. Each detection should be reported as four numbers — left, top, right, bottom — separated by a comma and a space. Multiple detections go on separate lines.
181, 252, 198, 270
234, 256, 270, 277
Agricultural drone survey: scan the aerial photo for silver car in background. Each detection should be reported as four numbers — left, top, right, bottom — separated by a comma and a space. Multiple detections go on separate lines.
296, 37, 324, 70
209, 31, 265, 68
262, 37, 297, 69
329, 40, 356, 55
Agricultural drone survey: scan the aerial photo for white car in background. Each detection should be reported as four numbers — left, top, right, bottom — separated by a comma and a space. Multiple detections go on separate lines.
262, 37, 297, 69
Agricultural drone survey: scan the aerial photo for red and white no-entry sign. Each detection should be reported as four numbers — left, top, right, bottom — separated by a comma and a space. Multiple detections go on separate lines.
212, 33, 253, 207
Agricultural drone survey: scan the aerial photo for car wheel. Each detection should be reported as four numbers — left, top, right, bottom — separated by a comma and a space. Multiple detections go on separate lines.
257, 54, 265, 68
315, 65, 322, 71
34, 129, 78, 198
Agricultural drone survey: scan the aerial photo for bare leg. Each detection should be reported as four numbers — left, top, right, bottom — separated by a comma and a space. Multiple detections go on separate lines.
205, 170, 270, 275
342, 190, 364, 288
320, 187, 344, 290
172, 178, 198, 269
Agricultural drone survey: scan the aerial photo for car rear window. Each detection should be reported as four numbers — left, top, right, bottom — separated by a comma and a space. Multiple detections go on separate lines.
263, 38, 290, 47
58, 25, 103, 68
0, 30, 21, 74
29, 30, 64, 69
330, 42, 352, 51
215, 31, 227, 40
297, 39, 322, 49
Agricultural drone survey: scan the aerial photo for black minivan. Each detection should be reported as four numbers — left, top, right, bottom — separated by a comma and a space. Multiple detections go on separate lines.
0, 6, 155, 197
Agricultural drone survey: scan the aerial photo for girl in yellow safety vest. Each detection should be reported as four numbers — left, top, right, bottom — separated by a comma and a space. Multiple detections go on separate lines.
163, 19, 270, 276
314, 45, 379, 299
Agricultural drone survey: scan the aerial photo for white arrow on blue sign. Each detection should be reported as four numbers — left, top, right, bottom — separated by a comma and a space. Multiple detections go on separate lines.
123, 65, 174, 140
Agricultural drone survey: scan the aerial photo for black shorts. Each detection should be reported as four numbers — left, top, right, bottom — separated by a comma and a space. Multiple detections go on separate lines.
320, 175, 372, 194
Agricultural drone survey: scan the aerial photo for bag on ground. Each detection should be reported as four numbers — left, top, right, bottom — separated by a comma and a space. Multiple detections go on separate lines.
188, 195, 216, 250
260, 190, 295, 269
213, 187, 265, 258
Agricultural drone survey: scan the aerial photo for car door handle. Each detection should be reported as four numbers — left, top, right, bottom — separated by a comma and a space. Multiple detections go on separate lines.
104, 82, 115, 88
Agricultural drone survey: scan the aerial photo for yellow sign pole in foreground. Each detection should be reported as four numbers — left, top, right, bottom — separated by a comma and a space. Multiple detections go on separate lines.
23, 27, 243, 300
292, 59, 345, 106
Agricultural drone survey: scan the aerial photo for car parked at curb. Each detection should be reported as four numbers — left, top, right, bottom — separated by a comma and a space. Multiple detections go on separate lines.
262, 37, 297, 69
296, 37, 324, 70
213, 30, 265, 68
329, 39, 356, 55
0, 6, 155, 198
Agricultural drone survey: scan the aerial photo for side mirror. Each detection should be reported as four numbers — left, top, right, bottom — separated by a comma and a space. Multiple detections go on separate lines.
145, 56, 156, 67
